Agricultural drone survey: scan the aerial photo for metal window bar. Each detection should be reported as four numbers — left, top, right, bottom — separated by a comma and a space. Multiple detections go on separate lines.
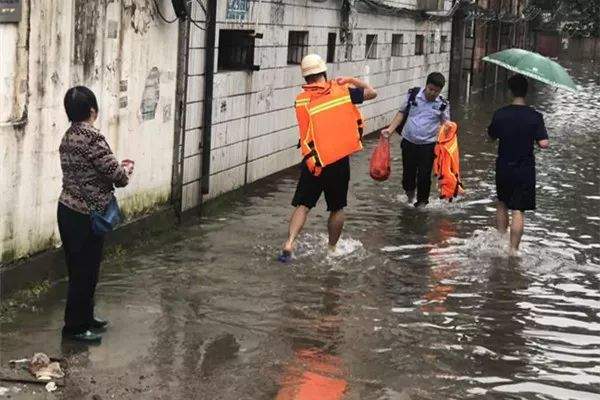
392, 34, 404, 56
327, 33, 336, 63
288, 31, 308, 64
430, 33, 435, 53
415, 35, 424, 55
218, 30, 255, 70
366, 34, 377, 59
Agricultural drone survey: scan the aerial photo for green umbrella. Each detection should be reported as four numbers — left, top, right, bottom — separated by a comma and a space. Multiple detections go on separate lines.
483, 48, 577, 92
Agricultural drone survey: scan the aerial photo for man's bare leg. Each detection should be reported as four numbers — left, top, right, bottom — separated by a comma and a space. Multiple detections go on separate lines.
509, 210, 524, 255
327, 210, 345, 252
496, 201, 509, 233
282, 206, 310, 255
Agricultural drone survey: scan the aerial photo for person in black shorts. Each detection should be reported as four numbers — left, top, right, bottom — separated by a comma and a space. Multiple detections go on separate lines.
488, 74, 549, 255
280, 54, 377, 261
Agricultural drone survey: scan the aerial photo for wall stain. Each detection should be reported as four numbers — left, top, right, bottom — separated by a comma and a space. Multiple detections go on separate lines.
122, 0, 155, 35
140, 67, 160, 121
74, 0, 155, 82
107, 19, 119, 38
74, 0, 100, 80
269, 0, 284, 25
162, 102, 172, 123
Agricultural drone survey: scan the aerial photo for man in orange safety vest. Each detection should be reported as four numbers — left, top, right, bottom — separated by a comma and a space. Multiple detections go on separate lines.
279, 54, 377, 262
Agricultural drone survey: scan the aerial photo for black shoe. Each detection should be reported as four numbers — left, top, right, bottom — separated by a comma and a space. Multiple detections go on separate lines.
90, 317, 109, 329
414, 201, 428, 208
63, 330, 102, 343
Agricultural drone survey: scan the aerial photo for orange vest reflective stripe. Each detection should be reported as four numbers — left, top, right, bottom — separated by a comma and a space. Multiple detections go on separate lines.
295, 81, 364, 176
434, 121, 465, 201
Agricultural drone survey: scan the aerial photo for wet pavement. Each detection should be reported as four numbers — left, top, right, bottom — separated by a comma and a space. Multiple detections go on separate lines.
1, 61, 599, 400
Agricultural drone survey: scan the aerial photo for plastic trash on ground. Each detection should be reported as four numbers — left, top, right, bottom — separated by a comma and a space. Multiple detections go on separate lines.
45, 382, 57, 392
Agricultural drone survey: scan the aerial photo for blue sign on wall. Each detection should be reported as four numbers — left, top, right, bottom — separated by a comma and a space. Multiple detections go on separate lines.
226, 0, 249, 20
0, 0, 21, 23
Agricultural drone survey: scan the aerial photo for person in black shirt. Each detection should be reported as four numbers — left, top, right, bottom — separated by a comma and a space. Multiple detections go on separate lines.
488, 74, 549, 255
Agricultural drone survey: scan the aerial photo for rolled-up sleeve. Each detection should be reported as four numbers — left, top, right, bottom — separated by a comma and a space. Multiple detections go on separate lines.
88, 134, 129, 187
349, 87, 365, 104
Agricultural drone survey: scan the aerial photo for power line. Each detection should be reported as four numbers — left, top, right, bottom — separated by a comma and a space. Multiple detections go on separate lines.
152, 0, 206, 30
194, 0, 208, 18
190, 18, 206, 31
153, 0, 178, 23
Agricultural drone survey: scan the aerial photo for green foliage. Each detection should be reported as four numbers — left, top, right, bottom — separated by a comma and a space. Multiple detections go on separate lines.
531, 0, 600, 37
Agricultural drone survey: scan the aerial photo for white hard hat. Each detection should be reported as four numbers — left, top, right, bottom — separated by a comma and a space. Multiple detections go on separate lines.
300, 54, 327, 77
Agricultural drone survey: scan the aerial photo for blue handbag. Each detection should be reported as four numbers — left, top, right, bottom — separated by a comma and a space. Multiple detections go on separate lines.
90, 195, 122, 236
66, 133, 122, 236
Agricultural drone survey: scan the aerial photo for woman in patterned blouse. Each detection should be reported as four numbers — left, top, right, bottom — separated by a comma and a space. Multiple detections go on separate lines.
58, 86, 134, 343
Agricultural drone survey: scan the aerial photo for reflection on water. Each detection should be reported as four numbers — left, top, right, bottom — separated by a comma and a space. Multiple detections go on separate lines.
0, 62, 599, 399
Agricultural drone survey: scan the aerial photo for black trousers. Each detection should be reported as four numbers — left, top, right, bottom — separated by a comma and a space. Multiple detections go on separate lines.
401, 139, 436, 203
57, 203, 104, 334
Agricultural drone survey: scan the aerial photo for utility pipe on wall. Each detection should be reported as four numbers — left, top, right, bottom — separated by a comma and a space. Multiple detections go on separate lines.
201, 0, 217, 195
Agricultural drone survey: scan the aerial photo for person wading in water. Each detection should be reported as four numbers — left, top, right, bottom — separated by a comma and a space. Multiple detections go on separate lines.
279, 54, 377, 262
488, 74, 549, 255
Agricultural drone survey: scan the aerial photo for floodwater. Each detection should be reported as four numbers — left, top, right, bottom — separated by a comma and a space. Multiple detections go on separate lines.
1, 62, 599, 400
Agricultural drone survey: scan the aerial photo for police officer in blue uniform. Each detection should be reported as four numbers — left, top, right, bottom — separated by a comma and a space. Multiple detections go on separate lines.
382, 72, 450, 207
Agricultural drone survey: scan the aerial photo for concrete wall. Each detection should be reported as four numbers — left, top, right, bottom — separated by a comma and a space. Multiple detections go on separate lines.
0, 0, 179, 264
181, 0, 452, 207
1, 0, 452, 267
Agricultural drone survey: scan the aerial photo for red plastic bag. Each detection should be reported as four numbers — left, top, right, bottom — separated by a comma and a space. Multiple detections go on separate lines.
369, 134, 391, 181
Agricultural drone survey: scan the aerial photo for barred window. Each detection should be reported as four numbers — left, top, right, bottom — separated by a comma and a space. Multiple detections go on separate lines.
415, 34, 424, 55
365, 34, 378, 59
288, 31, 309, 64
440, 35, 448, 53
218, 30, 256, 71
430, 33, 436, 54
392, 34, 404, 57
327, 33, 336, 63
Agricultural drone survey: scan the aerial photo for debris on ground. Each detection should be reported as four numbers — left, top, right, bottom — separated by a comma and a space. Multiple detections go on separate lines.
1, 353, 65, 388
45, 381, 57, 392
28, 353, 64, 381
0, 385, 22, 396
7, 359, 29, 366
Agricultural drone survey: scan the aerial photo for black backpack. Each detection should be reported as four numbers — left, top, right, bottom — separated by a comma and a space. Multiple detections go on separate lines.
395, 87, 420, 136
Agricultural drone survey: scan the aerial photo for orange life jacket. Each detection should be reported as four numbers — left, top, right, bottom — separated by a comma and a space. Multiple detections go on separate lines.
433, 121, 464, 201
295, 81, 364, 176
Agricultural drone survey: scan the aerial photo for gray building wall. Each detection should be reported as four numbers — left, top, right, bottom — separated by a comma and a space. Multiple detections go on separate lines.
0, 0, 180, 264
0, 0, 452, 267
181, 0, 452, 209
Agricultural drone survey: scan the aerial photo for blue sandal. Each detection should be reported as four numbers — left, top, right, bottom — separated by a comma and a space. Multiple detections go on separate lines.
277, 250, 292, 263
